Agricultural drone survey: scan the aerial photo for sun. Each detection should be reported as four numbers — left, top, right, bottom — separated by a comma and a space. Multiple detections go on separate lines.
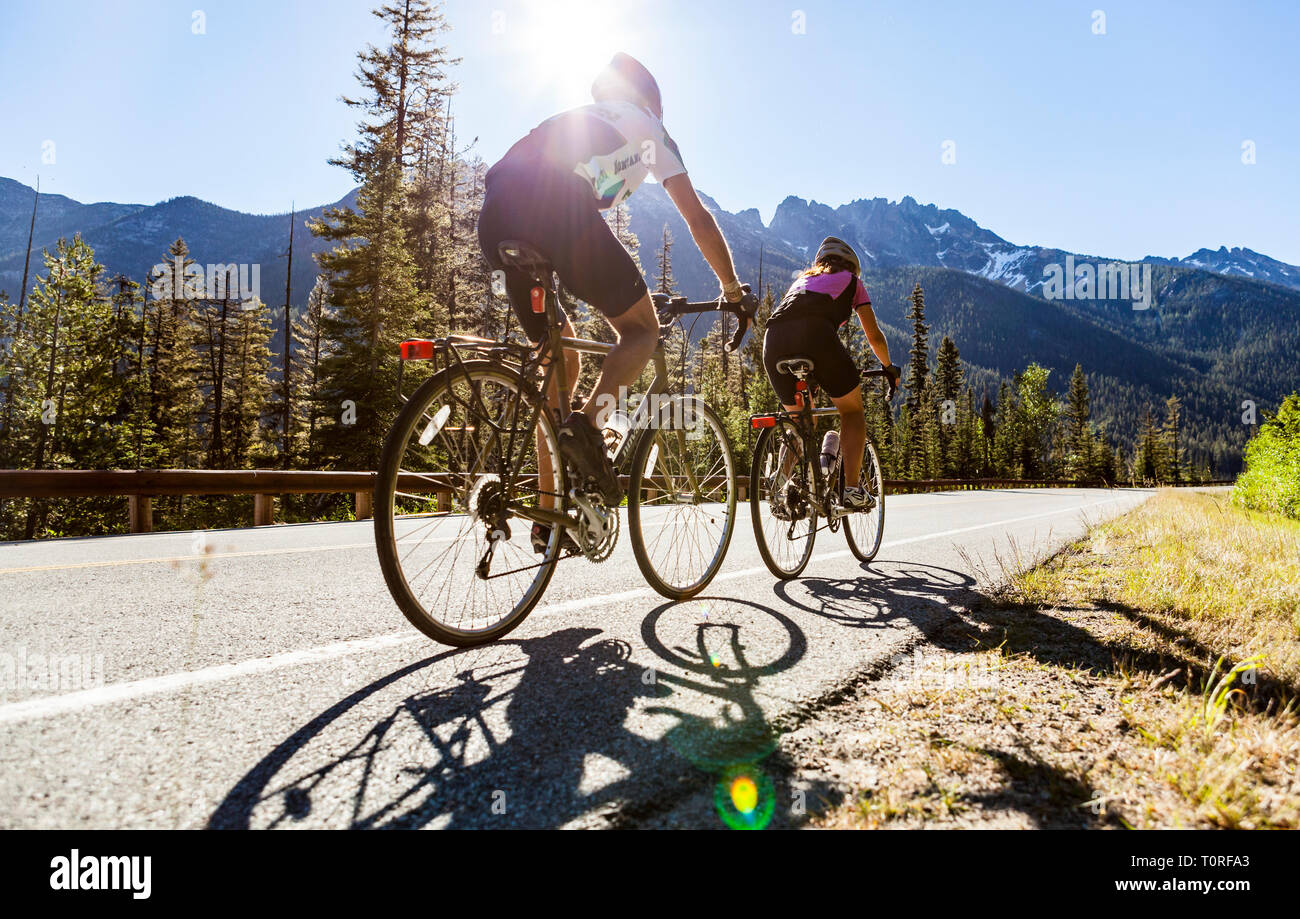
508, 0, 642, 108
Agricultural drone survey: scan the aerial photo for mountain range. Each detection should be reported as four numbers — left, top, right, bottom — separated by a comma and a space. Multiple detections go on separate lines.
3, 175, 1297, 473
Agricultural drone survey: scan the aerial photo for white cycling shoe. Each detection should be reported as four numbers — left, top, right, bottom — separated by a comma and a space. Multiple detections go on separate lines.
839, 485, 875, 511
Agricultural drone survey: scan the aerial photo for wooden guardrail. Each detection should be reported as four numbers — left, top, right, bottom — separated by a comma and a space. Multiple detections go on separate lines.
0, 469, 1231, 534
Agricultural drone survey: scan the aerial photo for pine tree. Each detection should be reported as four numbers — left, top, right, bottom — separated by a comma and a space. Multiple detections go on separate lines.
291, 277, 333, 465
1163, 393, 1184, 484
310, 1, 449, 467
225, 300, 274, 466
312, 163, 423, 468
1064, 364, 1091, 480
904, 283, 929, 474
992, 380, 1018, 476
980, 393, 995, 476
142, 238, 203, 469
9, 237, 137, 536
933, 335, 961, 475
1134, 409, 1162, 484
904, 283, 929, 413
655, 224, 677, 295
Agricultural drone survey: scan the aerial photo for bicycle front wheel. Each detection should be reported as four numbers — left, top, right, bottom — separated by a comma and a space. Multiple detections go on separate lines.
628, 394, 737, 599
374, 361, 564, 646
750, 419, 818, 579
844, 439, 886, 562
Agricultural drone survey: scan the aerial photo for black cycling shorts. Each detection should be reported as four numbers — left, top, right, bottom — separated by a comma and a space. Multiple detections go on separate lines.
762, 316, 861, 406
477, 168, 647, 342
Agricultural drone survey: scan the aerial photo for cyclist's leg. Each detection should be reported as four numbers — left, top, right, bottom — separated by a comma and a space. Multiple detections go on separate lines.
536, 319, 581, 510
761, 324, 808, 477
482, 251, 582, 513
552, 205, 657, 425
581, 292, 657, 422
830, 386, 866, 486
811, 325, 864, 488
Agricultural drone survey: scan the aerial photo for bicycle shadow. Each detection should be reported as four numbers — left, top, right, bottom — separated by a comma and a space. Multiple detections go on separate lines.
207, 559, 1173, 829
775, 559, 977, 630
209, 627, 673, 829
208, 593, 842, 830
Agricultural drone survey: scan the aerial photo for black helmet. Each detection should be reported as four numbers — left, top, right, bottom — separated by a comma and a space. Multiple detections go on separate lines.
815, 236, 861, 276
592, 52, 662, 119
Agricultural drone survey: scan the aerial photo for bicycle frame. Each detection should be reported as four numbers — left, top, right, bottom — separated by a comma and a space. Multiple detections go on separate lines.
399, 276, 710, 534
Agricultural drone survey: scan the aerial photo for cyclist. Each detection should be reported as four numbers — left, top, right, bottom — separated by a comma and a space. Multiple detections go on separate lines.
478, 52, 751, 550
762, 237, 900, 510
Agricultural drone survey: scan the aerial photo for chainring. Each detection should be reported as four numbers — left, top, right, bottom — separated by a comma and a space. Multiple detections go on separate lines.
576, 498, 620, 563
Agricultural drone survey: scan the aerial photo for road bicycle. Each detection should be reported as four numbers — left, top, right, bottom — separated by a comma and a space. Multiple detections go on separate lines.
748, 358, 897, 578
374, 239, 757, 646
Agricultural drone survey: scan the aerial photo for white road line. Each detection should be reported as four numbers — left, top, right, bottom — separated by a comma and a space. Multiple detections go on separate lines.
0, 492, 1143, 725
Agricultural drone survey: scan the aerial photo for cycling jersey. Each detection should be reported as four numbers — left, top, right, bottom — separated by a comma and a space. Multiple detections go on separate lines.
768, 270, 871, 328
486, 100, 687, 209
479, 100, 687, 340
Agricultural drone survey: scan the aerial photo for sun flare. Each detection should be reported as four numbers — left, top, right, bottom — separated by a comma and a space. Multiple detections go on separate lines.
509, 0, 641, 108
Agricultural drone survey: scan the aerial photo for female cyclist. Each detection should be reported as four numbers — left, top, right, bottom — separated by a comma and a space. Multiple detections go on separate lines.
762, 237, 900, 509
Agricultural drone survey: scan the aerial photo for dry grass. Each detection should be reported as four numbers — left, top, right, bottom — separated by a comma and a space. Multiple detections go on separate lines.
805, 489, 1300, 829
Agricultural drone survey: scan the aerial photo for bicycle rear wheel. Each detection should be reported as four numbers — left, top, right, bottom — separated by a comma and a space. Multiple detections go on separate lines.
750, 419, 818, 579
844, 440, 886, 562
628, 394, 737, 599
374, 361, 564, 646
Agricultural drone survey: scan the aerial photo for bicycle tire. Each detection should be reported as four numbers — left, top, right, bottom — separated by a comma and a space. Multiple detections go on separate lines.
628, 394, 737, 599
843, 440, 886, 562
749, 420, 818, 579
374, 361, 563, 646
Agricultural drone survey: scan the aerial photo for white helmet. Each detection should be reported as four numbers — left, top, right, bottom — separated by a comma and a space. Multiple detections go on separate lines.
815, 236, 860, 276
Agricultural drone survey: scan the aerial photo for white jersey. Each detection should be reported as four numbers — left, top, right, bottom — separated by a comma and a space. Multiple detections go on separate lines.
564, 101, 688, 208
493, 100, 688, 210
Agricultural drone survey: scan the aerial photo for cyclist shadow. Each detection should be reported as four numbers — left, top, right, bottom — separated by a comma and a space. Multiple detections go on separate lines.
775, 559, 978, 630
209, 627, 687, 830
208, 595, 841, 830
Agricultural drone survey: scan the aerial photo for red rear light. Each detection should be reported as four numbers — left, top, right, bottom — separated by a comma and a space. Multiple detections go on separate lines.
751, 416, 776, 429
795, 381, 807, 391
530, 286, 545, 314
400, 339, 435, 361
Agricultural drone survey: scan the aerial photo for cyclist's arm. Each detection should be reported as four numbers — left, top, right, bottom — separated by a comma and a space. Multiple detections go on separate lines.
856, 304, 892, 368
662, 173, 742, 300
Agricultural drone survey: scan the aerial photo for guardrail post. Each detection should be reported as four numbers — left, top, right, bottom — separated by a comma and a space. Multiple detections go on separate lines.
355, 490, 373, 520
128, 495, 152, 533
253, 494, 275, 526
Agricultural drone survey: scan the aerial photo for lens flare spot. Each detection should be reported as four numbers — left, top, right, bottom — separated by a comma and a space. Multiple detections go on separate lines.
731, 776, 758, 813
710, 654, 722, 668
714, 765, 775, 830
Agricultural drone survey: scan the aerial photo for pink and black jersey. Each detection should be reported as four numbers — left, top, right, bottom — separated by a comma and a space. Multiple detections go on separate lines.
768, 270, 872, 327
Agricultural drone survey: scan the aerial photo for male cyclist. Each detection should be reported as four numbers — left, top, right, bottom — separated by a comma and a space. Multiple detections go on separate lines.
478, 53, 751, 549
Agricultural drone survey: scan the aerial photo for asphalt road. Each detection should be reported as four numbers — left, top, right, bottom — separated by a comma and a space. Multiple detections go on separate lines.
0, 486, 1152, 829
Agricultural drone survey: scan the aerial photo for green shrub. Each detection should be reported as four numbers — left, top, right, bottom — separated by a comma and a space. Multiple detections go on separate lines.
1233, 393, 1300, 519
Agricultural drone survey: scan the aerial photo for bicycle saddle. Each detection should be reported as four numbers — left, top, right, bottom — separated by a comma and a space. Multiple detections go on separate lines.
497, 241, 554, 282
775, 356, 816, 376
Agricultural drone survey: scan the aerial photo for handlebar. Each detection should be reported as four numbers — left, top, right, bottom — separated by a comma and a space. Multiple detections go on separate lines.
863, 366, 900, 400
652, 285, 759, 353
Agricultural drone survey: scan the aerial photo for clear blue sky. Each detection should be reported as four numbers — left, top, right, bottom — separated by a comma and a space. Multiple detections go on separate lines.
2, 0, 1297, 263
